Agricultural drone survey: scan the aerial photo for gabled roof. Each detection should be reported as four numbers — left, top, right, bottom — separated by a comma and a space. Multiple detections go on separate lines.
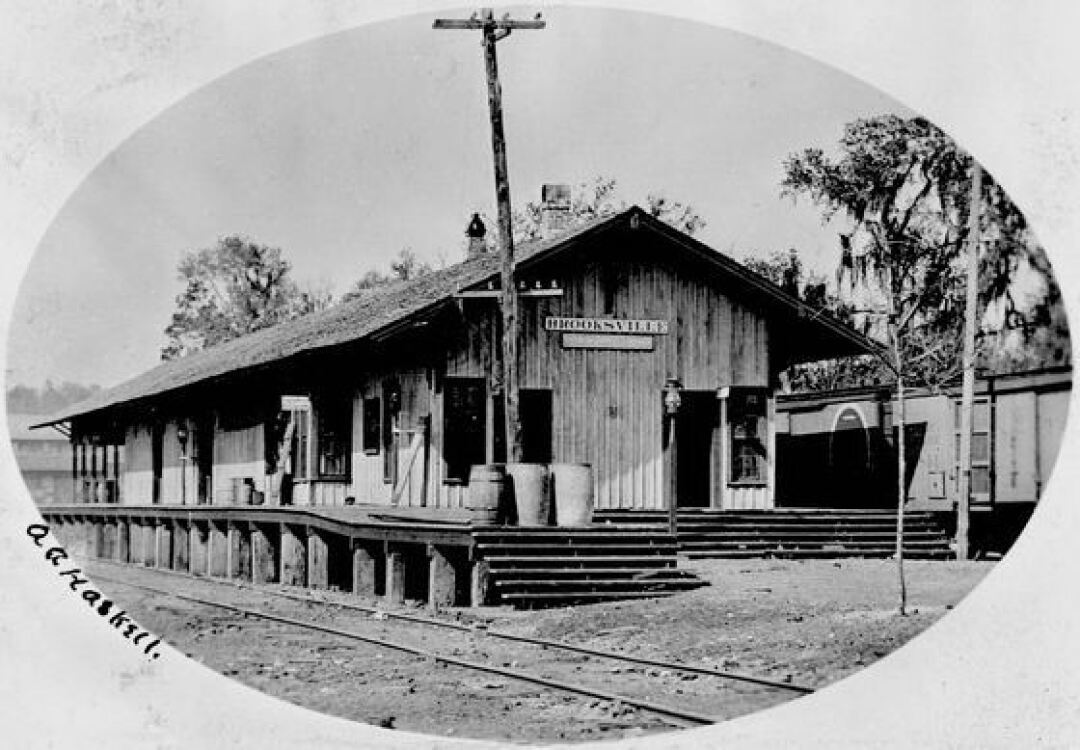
36, 207, 882, 426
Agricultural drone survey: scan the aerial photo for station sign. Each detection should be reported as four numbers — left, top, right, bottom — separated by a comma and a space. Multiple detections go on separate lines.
545, 317, 669, 335
561, 333, 654, 351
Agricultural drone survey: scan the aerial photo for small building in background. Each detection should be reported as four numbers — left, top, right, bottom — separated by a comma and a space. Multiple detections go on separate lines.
8, 414, 74, 505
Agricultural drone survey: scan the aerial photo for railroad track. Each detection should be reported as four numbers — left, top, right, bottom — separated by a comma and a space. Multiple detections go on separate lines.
90, 562, 813, 732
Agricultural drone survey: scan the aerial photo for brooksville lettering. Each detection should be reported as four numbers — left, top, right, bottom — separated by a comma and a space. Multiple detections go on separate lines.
544, 317, 669, 335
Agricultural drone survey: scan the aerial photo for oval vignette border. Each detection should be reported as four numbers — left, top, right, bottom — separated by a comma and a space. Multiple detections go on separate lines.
1, 1, 1078, 748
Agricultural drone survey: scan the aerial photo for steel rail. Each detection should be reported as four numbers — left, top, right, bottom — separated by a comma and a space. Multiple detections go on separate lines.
91, 560, 814, 694
264, 585, 814, 694
94, 573, 717, 728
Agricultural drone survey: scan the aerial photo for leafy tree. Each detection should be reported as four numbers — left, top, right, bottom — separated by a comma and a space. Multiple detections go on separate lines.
781, 114, 1064, 613
512, 176, 705, 241
161, 236, 332, 360
782, 114, 1068, 389
738, 247, 890, 392
341, 247, 434, 302
741, 248, 828, 303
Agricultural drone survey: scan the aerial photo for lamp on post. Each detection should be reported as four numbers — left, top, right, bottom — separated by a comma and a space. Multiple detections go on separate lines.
177, 423, 189, 505
662, 378, 683, 537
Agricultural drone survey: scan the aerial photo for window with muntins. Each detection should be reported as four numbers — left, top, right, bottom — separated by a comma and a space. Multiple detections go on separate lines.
362, 397, 381, 455
316, 395, 351, 477
729, 389, 768, 484
443, 378, 486, 483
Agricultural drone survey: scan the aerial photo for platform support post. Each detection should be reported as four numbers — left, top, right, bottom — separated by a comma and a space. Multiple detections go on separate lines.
385, 546, 405, 605
142, 521, 156, 566
209, 521, 228, 577
132, 521, 144, 565
90, 519, 104, 559
156, 521, 172, 569
116, 519, 130, 563
307, 528, 329, 590
66, 518, 84, 559
130, 519, 144, 565
251, 523, 275, 584
280, 524, 307, 587
190, 521, 209, 576
428, 544, 457, 610
173, 521, 190, 571
227, 523, 250, 580
470, 560, 491, 607
352, 540, 377, 597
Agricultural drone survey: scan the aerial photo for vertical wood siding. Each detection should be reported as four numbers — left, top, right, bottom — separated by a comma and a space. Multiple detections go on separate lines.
212, 424, 265, 503
123, 424, 154, 504
517, 257, 770, 509
159, 421, 199, 504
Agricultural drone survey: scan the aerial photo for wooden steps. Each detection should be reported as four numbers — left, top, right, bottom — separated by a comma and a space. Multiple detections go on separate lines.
472, 528, 707, 607
593, 509, 955, 560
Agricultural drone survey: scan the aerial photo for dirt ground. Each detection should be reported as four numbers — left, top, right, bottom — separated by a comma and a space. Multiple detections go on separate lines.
87, 558, 992, 745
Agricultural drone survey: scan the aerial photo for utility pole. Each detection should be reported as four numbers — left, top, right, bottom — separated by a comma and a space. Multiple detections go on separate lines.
957, 162, 983, 560
434, 9, 545, 463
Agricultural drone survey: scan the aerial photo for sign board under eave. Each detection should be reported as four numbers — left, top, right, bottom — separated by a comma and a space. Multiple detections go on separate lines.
281, 395, 311, 411
561, 333, 655, 351
545, 317, 669, 335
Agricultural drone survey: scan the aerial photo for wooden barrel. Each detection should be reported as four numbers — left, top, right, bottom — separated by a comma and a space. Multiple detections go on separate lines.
551, 463, 595, 527
507, 463, 551, 526
466, 464, 508, 525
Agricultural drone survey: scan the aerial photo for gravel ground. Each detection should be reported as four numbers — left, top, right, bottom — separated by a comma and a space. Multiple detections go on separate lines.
86, 557, 991, 744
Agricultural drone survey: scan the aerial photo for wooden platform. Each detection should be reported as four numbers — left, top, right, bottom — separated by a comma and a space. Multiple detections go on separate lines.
38, 505, 709, 608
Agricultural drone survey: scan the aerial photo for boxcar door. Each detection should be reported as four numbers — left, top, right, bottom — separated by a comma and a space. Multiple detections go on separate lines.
955, 397, 993, 505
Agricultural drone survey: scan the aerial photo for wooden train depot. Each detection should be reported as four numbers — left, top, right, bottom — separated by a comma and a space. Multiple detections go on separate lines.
32, 201, 1070, 605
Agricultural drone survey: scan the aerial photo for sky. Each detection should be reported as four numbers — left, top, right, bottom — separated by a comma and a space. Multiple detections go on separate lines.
7, 6, 913, 389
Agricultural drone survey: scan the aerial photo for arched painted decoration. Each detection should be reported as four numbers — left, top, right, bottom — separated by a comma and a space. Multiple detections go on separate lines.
829, 405, 876, 508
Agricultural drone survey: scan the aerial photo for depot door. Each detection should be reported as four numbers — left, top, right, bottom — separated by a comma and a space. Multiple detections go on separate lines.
675, 391, 717, 507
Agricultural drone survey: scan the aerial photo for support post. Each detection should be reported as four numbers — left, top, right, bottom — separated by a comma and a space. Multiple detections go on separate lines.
209, 521, 228, 577
227, 523, 249, 580
250, 523, 276, 584
141, 525, 156, 566
385, 546, 405, 605
116, 519, 130, 563
190, 521, 208, 576
173, 521, 190, 572
470, 560, 491, 607
307, 528, 329, 590
428, 544, 457, 610
957, 162, 983, 561
128, 519, 142, 565
69, 518, 88, 560
433, 9, 546, 463
89, 519, 104, 559
352, 539, 377, 597
280, 524, 307, 587
156, 521, 172, 570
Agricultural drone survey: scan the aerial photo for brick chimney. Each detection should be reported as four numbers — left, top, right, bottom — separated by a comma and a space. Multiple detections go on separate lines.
540, 183, 571, 238
465, 213, 487, 258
